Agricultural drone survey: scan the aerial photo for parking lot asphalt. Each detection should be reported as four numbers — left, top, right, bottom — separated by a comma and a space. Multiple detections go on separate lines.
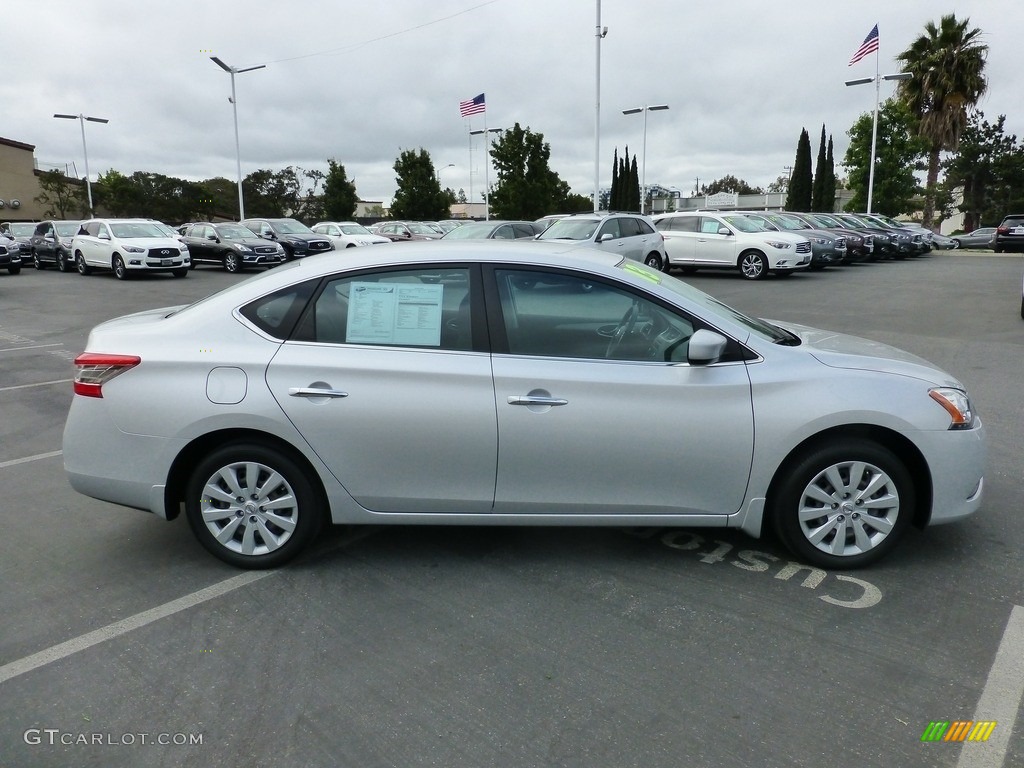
1, 252, 1022, 768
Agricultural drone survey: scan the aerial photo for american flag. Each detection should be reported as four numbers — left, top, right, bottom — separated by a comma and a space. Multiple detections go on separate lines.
848, 25, 879, 66
460, 93, 485, 117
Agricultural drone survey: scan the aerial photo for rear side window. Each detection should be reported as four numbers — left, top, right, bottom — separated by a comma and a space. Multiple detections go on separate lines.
239, 280, 318, 339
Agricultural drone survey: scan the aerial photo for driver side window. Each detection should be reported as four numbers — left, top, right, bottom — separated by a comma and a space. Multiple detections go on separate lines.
494, 269, 694, 362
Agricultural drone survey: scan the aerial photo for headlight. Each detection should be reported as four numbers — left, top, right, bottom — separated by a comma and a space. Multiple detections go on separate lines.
232, 243, 253, 252
929, 388, 976, 429
812, 237, 828, 245
123, 245, 146, 254
179, 243, 189, 251
765, 240, 792, 250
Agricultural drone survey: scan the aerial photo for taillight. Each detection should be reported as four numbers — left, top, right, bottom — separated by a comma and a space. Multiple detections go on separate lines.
996, 226, 1009, 235
73, 353, 141, 398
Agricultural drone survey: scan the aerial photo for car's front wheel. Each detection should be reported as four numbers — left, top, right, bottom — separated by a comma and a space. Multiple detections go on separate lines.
112, 255, 129, 280
738, 251, 768, 280
951, 239, 961, 249
33, 251, 45, 270
172, 268, 189, 278
185, 443, 324, 569
57, 251, 70, 272
223, 252, 241, 273
771, 439, 914, 569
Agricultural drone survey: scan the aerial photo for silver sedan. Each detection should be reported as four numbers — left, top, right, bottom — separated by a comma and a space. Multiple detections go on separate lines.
63, 242, 986, 570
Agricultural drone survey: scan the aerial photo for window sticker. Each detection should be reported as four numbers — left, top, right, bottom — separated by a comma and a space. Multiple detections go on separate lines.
347, 282, 444, 346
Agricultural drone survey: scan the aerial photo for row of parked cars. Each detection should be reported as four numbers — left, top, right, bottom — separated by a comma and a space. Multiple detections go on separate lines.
4, 209, 1017, 283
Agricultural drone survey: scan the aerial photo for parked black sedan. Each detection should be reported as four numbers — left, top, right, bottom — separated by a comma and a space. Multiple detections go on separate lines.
30, 220, 82, 272
181, 222, 285, 272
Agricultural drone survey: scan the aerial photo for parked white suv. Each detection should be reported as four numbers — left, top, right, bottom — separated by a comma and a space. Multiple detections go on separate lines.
536, 212, 669, 271
72, 219, 191, 279
310, 221, 391, 248
653, 211, 811, 279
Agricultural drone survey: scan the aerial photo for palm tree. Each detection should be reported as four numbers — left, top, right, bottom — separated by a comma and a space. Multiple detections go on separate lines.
896, 14, 988, 230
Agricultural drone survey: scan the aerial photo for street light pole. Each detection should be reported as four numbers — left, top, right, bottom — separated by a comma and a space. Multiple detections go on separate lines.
622, 104, 669, 215
469, 128, 502, 220
211, 57, 266, 221
53, 113, 108, 218
845, 72, 911, 213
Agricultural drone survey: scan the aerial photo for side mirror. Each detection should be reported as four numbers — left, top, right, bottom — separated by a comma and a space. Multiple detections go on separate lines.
598, 232, 615, 242
687, 329, 728, 365
207, 233, 218, 241
99, 231, 111, 240
717, 227, 732, 236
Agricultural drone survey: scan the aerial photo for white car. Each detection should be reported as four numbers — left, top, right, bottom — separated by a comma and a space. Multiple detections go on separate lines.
536, 212, 669, 271
653, 211, 812, 279
72, 219, 190, 279
311, 221, 391, 248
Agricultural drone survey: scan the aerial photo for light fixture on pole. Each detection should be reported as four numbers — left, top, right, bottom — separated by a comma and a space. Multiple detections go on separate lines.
211, 56, 266, 221
621, 104, 669, 215
845, 72, 911, 213
469, 128, 503, 220
594, 0, 607, 212
53, 113, 108, 217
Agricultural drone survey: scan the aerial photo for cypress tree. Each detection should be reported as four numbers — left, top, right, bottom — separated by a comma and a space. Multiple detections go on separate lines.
811, 125, 827, 211
786, 128, 813, 211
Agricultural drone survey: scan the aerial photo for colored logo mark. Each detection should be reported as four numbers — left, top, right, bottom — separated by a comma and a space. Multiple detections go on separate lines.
921, 721, 997, 742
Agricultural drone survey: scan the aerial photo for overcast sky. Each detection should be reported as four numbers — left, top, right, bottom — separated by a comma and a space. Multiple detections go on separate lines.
4, 1, 1021, 208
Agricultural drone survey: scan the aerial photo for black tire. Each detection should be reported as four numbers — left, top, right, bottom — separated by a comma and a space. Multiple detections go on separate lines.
223, 252, 241, 273
172, 268, 189, 278
185, 442, 324, 569
1020, 294, 1024, 320
76, 253, 92, 275
738, 251, 769, 280
112, 255, 129, 280
771, 439, 914, 569
57, 252, 70, 272
643, 252, 664, 271
8, 265, 21, 275
951, 240, 961, 249
33, 251, 45, 270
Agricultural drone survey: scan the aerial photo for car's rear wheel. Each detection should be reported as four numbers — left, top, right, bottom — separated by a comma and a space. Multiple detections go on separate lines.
738, 251, 768, 280
112, 255, 129, 280
643, 252, 664, 271
76, 253, 92, 275
223, 252, 241, 273
771, 439, 914, 569
185, 443, 323, 569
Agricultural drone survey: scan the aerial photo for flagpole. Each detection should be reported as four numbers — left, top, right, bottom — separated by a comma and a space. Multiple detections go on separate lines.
483, 111, 491, 220
866, 48, 880, 214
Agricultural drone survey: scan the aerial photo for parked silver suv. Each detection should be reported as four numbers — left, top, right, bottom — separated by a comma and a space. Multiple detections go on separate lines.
536, 212, 669, 271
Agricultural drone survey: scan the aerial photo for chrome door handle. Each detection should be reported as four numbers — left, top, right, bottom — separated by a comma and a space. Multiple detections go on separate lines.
288, 387, 349, 398
507, 395, 568, 406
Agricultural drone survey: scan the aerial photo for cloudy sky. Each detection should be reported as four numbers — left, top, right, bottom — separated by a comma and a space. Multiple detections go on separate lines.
4, 1, 1020, 207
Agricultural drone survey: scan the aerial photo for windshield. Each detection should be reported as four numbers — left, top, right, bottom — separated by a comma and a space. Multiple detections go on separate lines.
8, 223, 35, 237
407, 223, 437, 235
340, 224, 372, 235
109, 222, 173, 238
274, 220, 314, 234
539, 218, 599, 241
217, 224, 257, 239
441, 222, 496, 239
615, 261, 793, 344
720, 215, 767, 233
54, 222, 82, 237
766, 214, 808, 231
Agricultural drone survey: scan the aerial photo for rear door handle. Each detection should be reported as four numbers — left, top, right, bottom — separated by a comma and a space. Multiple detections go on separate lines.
289, 387, 349, 398
507, 395, 568, 406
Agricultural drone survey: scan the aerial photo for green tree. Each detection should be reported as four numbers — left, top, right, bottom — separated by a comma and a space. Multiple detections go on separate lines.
34, 170, 87, 218
488, 123, 568, 219
702, 175, 764, 195
896, 13, 988, 229
627, 155, 640, 213
842, 98, 926, 215
811, 125, 828, 211
823, 135, 837, 211
608, 147, 620, 212
785, 129, 813, 211
942, 112, 1024, 229
390, 148, 450, 220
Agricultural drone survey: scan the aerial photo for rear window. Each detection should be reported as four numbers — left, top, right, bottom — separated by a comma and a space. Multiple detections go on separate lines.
239, 280, 318, 339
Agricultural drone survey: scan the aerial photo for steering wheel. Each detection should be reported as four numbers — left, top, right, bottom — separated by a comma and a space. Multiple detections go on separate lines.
606, 301, 640, 357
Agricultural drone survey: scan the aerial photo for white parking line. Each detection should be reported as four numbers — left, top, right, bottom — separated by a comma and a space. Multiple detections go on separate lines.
0, 571, 274, 686
0, 379, 72, 393
958, 604, 1024, 768
0, 344, 63, 353
0, 450, 63, 469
